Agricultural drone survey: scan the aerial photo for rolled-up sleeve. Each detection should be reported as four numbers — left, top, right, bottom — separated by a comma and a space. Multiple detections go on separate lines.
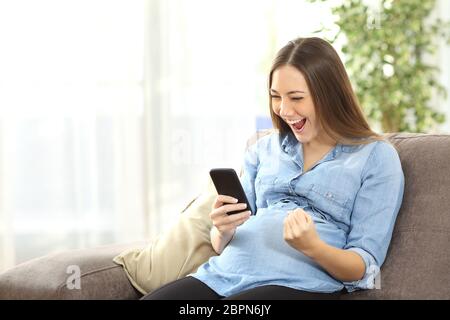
239, 142, 259, 215
343, 141, 405, 292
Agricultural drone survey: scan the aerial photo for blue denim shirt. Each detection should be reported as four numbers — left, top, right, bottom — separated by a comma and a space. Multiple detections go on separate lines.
192, 131, 405, 296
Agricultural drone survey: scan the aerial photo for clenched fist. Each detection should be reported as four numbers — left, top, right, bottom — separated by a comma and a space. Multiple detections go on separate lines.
283, 208, 322, 256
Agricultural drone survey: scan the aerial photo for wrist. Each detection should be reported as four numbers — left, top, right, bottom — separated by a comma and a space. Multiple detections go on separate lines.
210, 226, 235, 255
302, 239, 327, 259
211, 226, 234, 241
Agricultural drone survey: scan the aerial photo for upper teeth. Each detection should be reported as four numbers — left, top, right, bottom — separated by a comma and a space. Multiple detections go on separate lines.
286, 118, 304, 125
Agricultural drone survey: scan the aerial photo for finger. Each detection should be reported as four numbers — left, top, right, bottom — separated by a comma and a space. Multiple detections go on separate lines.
225, 210, 251, 224
218, 194, 239, 204
304, 211, 312, 225
288, 214, 301, 237
235, 212, 251, 226
210, 203, 247, 218
283, 216, 293, 239
291, 211, 303, 229
210, 206, 233, 220
213, 195, 238, 209
294, 210, 307, 226
212, 199, 222, 209
215, 210, 250, 227
221, 203, 247, 215
216, 215, 248, 230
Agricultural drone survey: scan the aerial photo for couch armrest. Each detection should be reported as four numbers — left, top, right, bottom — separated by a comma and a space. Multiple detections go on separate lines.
0, 242, 146, 300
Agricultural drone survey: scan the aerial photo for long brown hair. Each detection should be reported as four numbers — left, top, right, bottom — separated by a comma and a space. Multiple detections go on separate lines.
269, 37, 385, 146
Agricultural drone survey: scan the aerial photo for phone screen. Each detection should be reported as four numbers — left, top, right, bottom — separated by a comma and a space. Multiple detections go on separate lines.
209, 168, 254, 215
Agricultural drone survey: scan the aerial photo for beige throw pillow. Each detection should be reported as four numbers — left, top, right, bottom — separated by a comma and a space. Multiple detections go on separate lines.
113, 176, 218, 295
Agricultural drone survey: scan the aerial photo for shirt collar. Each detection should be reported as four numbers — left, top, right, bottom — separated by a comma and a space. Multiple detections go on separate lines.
280, 132, 296, 154
281, 131, 346, 160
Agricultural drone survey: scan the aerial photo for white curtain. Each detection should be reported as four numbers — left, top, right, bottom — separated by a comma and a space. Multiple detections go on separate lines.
0, 0, 146, 272
0, 119, 15, 272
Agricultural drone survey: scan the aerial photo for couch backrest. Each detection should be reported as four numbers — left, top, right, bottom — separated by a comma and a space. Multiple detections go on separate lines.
248, 130, 450, 299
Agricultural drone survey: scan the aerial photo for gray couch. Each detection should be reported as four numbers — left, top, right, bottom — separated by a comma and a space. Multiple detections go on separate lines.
1, 132, 450, 299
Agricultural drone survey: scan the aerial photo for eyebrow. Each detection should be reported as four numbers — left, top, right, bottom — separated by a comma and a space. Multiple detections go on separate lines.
270, 89, 305, 94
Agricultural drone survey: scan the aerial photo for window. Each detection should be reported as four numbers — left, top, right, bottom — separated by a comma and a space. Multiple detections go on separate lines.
0, 0, 146, 270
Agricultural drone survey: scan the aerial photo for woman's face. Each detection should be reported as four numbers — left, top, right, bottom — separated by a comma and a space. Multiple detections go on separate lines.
270, 64, 330, 148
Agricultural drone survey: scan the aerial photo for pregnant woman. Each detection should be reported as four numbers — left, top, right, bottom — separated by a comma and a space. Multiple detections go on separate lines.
142, 37, 405, 300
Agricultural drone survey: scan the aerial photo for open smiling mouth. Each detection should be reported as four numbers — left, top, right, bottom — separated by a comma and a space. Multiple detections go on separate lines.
289, 118, 307, 133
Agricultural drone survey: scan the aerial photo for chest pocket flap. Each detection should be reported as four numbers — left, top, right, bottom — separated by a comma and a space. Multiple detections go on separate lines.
307, 184, 350, 219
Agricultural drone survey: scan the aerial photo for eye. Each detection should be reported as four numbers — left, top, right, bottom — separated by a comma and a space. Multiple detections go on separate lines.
270, 95, 281, 100
291, 97, 303, 101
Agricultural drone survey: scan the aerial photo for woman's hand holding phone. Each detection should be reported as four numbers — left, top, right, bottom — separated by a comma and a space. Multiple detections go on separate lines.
210, 194, 251, 239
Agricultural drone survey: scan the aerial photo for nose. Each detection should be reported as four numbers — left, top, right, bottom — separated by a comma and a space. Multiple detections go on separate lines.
279, 100, 295, 118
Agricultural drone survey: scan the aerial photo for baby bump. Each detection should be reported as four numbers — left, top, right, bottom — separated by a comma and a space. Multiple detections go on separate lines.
218, 208, 346, 274
228, 208, 346, 256
217, 208, 295, 274
231, 208, 287, 252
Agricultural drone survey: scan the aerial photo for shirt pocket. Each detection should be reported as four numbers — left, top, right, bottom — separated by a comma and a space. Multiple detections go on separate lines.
255, 175, 277, 197
255, 170, 280, 186
255, 173, 284, 209
306, 184, 351, 220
